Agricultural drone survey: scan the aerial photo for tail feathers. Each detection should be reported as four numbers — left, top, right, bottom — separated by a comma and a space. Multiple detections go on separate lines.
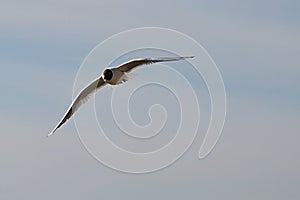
122, 72, 137, 82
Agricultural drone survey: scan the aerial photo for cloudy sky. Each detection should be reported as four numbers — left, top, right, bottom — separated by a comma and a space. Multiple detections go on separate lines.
0, 0, 299, 199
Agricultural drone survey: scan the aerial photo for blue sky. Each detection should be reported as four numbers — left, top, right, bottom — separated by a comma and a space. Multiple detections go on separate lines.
0, 0, 299, 199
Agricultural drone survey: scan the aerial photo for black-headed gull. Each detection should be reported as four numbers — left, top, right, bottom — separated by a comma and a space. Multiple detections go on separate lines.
48, 56, 194, 136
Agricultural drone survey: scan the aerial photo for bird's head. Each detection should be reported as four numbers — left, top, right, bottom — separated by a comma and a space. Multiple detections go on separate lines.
102, 69, 113, 81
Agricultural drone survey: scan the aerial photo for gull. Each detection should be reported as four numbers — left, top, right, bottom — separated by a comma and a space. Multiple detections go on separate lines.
48, 56, 194, 137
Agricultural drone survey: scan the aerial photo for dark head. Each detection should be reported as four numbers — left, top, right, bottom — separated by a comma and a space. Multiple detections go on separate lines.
103, 69, 113, 81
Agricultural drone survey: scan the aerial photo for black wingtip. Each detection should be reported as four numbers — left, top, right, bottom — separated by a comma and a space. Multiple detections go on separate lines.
182, 55, 195, 59
47, 128, 57, 137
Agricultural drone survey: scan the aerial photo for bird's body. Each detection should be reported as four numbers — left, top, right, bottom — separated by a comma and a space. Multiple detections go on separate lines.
48, 56, 194, 137
103, 68, 129, 85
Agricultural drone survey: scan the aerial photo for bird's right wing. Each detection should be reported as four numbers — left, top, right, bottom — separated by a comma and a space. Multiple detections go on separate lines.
116, 56, 194, 72
48, 76, 106, 137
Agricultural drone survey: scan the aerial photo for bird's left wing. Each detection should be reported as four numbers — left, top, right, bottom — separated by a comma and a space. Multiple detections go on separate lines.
48, 76, 106, 137
116, 56, 194, 72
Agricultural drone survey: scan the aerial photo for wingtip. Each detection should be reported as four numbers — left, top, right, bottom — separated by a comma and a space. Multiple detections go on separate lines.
183, 55, 195, 59
47, 129, 56, 137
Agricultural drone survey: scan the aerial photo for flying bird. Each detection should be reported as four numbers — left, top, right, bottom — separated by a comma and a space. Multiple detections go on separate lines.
48, 56, 194, 137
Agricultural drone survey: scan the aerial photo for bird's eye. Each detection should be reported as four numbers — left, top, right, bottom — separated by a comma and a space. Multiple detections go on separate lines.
103, 69, 113, 81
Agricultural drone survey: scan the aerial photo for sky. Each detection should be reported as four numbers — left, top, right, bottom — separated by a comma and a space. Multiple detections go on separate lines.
0, 0, 299, 199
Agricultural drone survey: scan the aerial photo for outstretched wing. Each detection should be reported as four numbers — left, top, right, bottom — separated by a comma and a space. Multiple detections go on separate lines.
116, 56, 194, 72
48, 76, 106, 137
